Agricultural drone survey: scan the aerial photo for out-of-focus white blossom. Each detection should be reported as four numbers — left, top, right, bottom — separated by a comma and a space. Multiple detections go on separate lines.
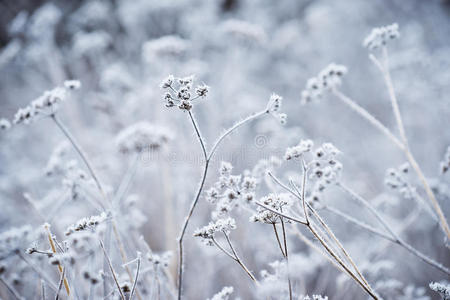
363, 23, 400, 50
115, 122, 173, 154
301, 64, 347, 104
208, 286, 234, 300
0, 118, 11, 130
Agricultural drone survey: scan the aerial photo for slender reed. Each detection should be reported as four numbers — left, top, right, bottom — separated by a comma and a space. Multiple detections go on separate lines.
99, 239, 125, 300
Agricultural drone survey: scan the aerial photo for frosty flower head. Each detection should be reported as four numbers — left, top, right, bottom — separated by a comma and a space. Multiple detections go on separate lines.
194, 217, 236, 245
209, 286, 234, 300
385, 163, 415, 200
363, 23, 400, 50
0, 225, 32, 256
160, 74, 208, 111
300, 64, 347, 104
251, 193, 293, 224
429, 281, 450, 299
115, 121, 173, 154
266, 93, 287, 125
285, 139, 313, 160
147, 251, 172, 268
0, 118, 11, 130
65, 212, 108, 236
13, 81, 81, 124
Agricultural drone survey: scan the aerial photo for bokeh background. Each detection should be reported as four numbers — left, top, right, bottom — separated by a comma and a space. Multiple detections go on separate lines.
0, 0, 449, 299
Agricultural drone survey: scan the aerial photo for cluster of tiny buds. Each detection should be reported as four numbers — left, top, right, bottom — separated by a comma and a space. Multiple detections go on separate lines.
285, 139, 314, 160
208, 286, 234, 300
49, 252, 76, 266
147, 251, 172, 268
440, 146, 450, 174
251, 193, 293, 224
385, 163, 415, 200
429, 281, 450, 299
193, 217, 236, 245
65, 212, 107, 236
266, 93, 287, 125
13, 80, 81, 125
363, 23, 400, 50
82, 270, 102, 285
160, 74, 209, 111
301, 64, 347, 104
206, 161, 257, 220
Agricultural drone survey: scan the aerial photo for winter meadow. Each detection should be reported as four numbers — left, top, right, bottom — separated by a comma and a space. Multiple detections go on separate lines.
0, 0, 450, 299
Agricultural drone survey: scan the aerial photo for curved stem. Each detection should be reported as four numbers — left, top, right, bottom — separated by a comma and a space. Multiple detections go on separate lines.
207, 110, 267, 161
338, 183, 450, 275
272, 223, 286, 257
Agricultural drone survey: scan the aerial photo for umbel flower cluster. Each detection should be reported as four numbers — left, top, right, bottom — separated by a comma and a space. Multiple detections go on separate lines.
205, 161, 258, 220
251, 193, 293, 224
266, 93, 287, 125
300, 64, 347, 104
13, 80, 81, 124
193, 217, 236, 246
160, 75, 209, 111
64, 212, 108, 236
363, 23, 400, 50
115, 121, 173, 154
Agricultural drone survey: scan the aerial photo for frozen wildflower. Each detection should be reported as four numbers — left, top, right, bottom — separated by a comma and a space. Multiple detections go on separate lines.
222, 19, 267, 44
266, 93, 287, 125
300, 64, 347, 104
160, 75, 207, 111
440, 146, 450, 174
363, 23, 400, 50
385, 164, 415, 200
195, 84, 209, 97
49, 252, 76, 266
65, 212, 107, 236
208, 286, 234, 300
147, 251, 172, 268
13, 82, 80, 125
251, 193, 293, 224
193, 217, 236, 245
115, 122, 173, 154
142, 35, 189, 60
64, 80, 81, 90
0, 118, 11, 130
285, 139, 313, 160
429, 282, 450, 300
206, 162, 258, 219
0, 226, 32, 257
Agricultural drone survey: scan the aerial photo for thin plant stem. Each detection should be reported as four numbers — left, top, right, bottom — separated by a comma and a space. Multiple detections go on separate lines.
338, 183, 450, 275
41, 281, 46, 300
223, 233, 258, 283
99, 239, 125, 300
44, 224, 70, 296
54, 267, 66, 300
176, 109, 267, 299
331, 89, 404, 150
0, 277, 23, 300
51, 114, 142, 300
272, 223, 286, 257
266, 172, 378, 299
279, 215, 293, 300
130, 254, 141, 300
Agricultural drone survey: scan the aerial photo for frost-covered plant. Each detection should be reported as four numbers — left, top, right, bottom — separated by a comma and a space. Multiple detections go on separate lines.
429, 282, 450, 300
